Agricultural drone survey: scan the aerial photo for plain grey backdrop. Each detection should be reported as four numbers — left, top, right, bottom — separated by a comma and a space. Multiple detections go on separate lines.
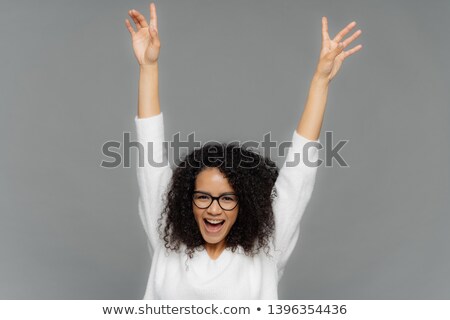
1, 0, 449, 299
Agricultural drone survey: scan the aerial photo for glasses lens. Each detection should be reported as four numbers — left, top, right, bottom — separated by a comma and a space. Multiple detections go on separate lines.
193, 193, 212, 209
219, 195, 238, 210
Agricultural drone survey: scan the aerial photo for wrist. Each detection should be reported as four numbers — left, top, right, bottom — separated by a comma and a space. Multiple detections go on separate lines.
140, 63, 158, 71
312, 72, 330, 87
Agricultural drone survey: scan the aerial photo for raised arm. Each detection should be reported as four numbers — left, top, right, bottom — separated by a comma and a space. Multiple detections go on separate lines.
273, 17, 362, 276
125, 3, 172, 255
297, 17, 362, 140
125, 2, 161, 118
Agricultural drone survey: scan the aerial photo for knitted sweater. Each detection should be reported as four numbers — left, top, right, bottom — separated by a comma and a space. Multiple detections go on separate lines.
135, 112, 319, 299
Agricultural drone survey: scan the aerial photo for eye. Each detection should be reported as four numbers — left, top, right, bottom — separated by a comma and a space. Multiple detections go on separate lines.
221, 195, 237, 202
194, 194, 210, 200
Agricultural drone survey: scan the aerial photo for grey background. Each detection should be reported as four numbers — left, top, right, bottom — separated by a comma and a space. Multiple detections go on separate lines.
1, 0, 449, 299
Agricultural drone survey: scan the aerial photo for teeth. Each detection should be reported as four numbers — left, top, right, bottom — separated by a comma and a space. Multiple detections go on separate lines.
206, 219, 223, 225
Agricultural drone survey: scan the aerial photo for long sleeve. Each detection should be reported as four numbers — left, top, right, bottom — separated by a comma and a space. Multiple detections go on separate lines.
272, 130, 320, 279
135, 112, 173, 256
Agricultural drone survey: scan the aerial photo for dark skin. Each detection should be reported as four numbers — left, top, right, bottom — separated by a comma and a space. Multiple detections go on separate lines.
192, 168, 239, 259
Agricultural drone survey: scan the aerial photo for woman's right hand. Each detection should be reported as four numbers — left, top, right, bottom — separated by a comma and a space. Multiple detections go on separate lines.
125, 2, 160, 66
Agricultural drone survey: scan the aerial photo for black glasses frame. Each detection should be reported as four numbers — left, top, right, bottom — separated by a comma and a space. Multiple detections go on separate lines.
192, 191, 239, 211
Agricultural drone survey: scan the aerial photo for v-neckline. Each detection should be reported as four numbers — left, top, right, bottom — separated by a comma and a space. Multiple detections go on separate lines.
205, 246, 229, 263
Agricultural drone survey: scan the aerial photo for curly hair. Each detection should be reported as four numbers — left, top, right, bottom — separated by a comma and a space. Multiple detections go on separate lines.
158, 141, 279, 258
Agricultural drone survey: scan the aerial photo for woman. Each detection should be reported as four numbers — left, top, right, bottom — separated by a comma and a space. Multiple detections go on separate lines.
125, 2, 362, 299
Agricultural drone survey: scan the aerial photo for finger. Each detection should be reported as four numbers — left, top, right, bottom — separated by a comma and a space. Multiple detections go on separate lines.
329, 42, 345, 59
149, 25, 160, 45
132, 9, 149, 28
333, 21, 356, 43
128, 10, 142, 30
342, 29, 362, 48
125, 19, 136, 36
322, 16, 330, 42
149, 2, 158, 31
342, 44, 362, 59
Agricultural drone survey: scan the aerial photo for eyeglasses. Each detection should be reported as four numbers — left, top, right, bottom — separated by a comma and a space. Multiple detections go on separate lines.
192, 191, 239, 211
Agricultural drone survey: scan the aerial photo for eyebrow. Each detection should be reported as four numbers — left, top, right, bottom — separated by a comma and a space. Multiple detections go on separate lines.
194, 190, 237, 196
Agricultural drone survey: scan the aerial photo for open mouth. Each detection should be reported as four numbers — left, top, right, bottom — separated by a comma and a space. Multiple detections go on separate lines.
203, 219, 225, 233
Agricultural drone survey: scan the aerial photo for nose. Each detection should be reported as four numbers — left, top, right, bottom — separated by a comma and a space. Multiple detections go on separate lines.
207, 198, 222, 215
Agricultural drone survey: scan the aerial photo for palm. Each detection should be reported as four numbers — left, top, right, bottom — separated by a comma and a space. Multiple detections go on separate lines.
316, 17, 362, 81
320, 38, 345, 80
132, 28, 158, 64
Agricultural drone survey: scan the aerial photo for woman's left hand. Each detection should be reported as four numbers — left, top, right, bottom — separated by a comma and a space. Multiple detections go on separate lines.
315, 17, 362, 82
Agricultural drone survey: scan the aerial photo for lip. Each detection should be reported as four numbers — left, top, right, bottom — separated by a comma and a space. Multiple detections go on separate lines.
203, 218, 225, 234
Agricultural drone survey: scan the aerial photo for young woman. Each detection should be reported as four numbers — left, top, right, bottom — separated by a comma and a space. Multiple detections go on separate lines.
125, 2, 362, 299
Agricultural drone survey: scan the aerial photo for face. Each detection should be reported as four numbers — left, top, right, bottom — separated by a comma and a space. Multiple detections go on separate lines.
192, 167, 239, 246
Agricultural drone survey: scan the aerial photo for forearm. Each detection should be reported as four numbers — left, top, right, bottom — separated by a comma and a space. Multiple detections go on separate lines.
138, 63, 160, 118
296, 73, 330, 141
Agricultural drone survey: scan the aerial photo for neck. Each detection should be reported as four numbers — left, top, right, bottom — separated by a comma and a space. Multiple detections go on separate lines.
204, 241, 226, 260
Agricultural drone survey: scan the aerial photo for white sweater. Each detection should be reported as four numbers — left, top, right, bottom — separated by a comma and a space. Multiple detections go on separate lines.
135, 112, 319, 299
